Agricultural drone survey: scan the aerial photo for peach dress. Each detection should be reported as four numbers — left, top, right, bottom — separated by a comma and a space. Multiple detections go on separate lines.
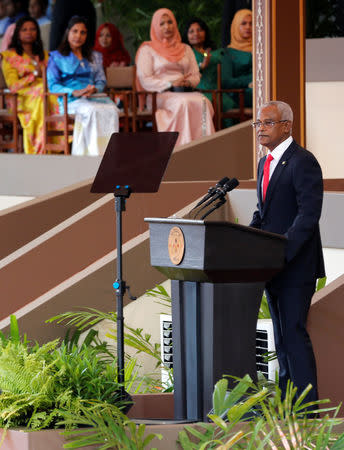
136, 44, 215, 146
136, 8, 215, 147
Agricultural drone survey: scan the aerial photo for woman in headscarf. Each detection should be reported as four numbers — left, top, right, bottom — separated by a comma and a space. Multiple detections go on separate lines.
222, 8, 252, 107
94, 22, 130, 69
135, 8, 215, 147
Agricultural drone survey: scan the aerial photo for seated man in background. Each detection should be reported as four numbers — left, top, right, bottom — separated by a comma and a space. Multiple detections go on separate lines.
28, 0, 50, 25
2, 0, 27, 35
0, 0, 8, 36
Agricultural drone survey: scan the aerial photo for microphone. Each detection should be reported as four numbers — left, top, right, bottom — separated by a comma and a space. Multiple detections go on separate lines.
201, 178, 239, 210
192, 177, 230, 210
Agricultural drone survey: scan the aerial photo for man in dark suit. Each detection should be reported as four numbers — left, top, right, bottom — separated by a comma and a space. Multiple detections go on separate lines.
250, 101, 325, 403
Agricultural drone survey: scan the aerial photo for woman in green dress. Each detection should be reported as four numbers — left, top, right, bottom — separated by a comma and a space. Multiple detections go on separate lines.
182, 17, 236, 125
222, 8, 252, 107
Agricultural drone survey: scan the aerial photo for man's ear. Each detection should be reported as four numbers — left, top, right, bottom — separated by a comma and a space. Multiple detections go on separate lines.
285, 121, 292, 134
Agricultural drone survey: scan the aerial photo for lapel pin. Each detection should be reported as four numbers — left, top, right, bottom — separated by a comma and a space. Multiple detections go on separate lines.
282, 161, 287, 165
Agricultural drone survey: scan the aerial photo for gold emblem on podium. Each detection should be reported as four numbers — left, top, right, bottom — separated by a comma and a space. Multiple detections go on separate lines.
168, 226, 185, 265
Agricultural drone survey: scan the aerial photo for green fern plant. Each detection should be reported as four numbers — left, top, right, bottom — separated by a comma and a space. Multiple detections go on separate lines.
60, 401, 162, 449
0, 314, 28, 346
0, 335, 132, 430
47, 303, 173, 392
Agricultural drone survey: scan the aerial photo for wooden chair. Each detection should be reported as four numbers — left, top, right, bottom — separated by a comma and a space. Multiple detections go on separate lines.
0, 64, 21, 153
216, 63, 253, 130
42, 68, 74, 154
106, 65, 158, 132
106, 65, 134, 132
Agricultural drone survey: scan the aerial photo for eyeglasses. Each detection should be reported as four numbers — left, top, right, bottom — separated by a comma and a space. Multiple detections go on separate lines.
251, 120, 289, 129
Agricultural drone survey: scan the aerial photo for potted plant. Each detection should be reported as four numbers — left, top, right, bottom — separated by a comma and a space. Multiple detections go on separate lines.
0, 316, 162, 449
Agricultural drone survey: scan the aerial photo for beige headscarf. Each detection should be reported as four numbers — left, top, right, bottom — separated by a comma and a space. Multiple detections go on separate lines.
228, 9, 252, 53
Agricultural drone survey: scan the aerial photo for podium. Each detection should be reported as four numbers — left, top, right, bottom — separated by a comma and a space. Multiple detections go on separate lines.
145, 218, 286, 421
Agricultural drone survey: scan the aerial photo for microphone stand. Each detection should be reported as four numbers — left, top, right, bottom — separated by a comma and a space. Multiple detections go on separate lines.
194, 189, 225, 219
200, 197, 227, 220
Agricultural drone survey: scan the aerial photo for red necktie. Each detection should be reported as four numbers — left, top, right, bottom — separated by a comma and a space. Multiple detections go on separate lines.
262, 154, 274, 201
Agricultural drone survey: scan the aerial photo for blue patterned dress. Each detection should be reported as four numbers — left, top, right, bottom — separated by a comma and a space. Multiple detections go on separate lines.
47, 50, 119, 156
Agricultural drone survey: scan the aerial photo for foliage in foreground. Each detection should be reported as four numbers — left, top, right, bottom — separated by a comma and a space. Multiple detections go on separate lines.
52, 374, 344, 449
47, 288, 174, 392
178, 375, 344, 449
60, 402, 161, 450
0, 317, 130, 430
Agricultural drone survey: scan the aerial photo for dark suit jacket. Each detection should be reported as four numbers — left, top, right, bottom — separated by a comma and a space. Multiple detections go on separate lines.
250, 140, 325, 287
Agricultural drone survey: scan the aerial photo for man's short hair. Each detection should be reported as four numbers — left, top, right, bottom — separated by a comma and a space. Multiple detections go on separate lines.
259, 101, 293, 122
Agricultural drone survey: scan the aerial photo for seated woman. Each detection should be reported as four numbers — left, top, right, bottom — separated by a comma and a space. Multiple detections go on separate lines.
222, 8, 252, 108
136, 8, 215, 147
94, 22, 130, 69
47, 16, 119, 156
1, 16, 59, 154
182, 17, 236, 126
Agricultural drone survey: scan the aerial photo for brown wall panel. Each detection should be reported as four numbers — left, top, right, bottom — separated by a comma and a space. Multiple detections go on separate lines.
0, 180, 103, 259
0, 122, 253, 261
271, 0, 305, 146
164, 122, 253, 181
0, 181, 222, 322
308, 275, 344, 411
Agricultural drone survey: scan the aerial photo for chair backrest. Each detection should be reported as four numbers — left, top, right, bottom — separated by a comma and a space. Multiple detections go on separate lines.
40, 22, 51, 52
106, 65, 136, 89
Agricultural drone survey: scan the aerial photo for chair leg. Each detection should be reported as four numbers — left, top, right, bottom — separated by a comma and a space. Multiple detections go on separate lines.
64, 126, 69, 154
13, 119, 19, 153
131, 93, 137, 133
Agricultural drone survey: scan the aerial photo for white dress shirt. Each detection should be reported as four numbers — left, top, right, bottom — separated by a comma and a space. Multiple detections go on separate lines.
261, 136, 293, 193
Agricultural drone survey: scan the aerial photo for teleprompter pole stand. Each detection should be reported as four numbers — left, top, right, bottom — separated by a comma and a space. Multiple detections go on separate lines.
90, 131, 179, 399
112, 185, 136, 392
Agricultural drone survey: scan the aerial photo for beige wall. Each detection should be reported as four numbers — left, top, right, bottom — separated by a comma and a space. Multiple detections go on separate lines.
306, 81, 344, 178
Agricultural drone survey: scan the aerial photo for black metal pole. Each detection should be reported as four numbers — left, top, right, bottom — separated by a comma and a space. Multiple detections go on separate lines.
114, 195, 125, 386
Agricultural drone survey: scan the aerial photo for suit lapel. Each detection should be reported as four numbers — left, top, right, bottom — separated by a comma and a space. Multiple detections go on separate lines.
262, 141, 296, 213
